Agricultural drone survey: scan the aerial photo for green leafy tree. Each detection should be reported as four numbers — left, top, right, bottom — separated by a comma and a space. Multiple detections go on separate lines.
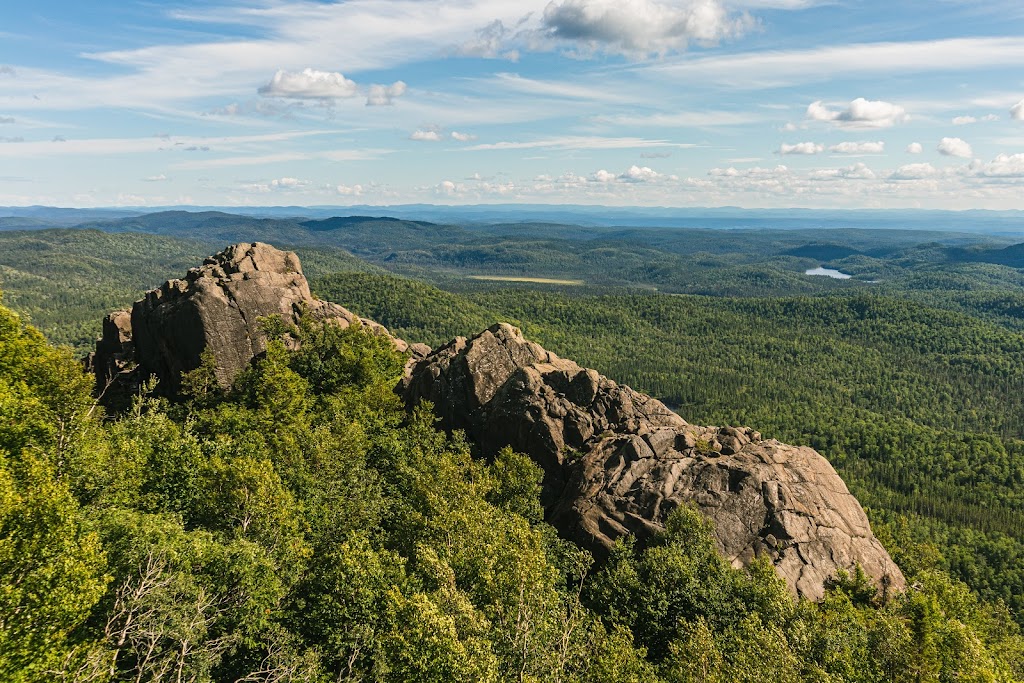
0, 450, 107, 682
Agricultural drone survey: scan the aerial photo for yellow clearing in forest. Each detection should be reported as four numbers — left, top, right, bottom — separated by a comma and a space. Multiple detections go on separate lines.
467, 275, 584, 285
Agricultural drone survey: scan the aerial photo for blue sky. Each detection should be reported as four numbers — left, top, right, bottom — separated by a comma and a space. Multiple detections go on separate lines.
2, 0, 1024, 209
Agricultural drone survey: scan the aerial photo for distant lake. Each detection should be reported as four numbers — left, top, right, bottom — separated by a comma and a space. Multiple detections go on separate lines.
805, 266, 852, 279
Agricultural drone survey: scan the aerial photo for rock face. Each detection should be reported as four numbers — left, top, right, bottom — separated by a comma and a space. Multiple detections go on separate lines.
91, 242, 418, 398
402, 322, 905, 600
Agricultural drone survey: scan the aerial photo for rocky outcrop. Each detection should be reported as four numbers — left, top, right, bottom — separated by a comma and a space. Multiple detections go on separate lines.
402, 322, 905, 600
91, 245, 904, 600
91, 242, 421, 399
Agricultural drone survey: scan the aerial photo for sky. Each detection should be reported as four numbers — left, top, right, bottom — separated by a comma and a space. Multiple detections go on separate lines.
2, 0, 1024, 209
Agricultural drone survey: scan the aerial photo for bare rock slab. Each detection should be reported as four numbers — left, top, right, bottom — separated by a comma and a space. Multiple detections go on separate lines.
403, 322, 905, 600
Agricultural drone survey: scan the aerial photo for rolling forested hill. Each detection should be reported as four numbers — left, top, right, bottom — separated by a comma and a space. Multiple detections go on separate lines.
316, 274, 1024, 621
5, 221, 1024, 661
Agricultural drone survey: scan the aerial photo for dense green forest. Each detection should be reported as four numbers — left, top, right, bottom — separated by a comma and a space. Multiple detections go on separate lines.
4, 295, 1024, 682
6, 222, 1024, 679
314, 273, 1024, 621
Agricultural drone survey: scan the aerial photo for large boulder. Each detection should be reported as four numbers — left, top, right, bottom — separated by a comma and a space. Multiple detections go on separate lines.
402, 322, 905, 600
91, 242, 419, 398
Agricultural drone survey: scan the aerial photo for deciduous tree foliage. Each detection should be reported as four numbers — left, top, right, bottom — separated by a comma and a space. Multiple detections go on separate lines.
316, 272, 1024, 626
2, 292, 1024, 681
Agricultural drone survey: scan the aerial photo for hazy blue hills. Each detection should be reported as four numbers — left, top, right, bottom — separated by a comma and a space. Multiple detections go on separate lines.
5, 204, 1024, 233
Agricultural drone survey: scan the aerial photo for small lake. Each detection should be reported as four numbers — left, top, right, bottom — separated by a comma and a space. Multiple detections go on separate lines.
805, 266, 852, 280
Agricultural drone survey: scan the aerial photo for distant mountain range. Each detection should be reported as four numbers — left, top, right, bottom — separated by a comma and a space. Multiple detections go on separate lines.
3, 204, 1024, 234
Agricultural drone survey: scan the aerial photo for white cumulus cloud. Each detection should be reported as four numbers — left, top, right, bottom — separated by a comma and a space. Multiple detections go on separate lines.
435, 180, 460, 196
541, 0, 754, 56
336, 183, 364, 196
976, 153, 1024, 178
259, 69, 359, 99
621, 164, 662, 181
451, 131, 477, 141
778, 142, 823, 155
937, 137, 973, 158
829, 141, 885, 154
589, 165, 673, 183
410, 129, 443, 142
708, 164, 789, 177
259, 69, 406, 106
246, 176, 311, 193
889, 163, 938, 180
806, 98, 908, 128
907, 142, 923, 154
366, 81, 407, 106
809, 162, 876, 181
1012, 100, 1024, 120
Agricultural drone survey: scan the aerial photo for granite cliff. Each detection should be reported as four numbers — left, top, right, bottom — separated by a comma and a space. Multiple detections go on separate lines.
91, 242, 904, 600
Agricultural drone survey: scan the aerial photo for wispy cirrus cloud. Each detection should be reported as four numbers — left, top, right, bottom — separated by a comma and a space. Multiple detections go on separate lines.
465, 135, 698, 151
170, 147, 389, 170
0, 130, 333, 159
952, 114, 998, 124
593, 109, 765, 127
489, 72, 635, 103
643, 37, 1024, 89
829, 141, 885, 154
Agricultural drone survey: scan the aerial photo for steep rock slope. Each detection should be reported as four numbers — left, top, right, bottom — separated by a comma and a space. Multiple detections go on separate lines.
402, 322, 905, 600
